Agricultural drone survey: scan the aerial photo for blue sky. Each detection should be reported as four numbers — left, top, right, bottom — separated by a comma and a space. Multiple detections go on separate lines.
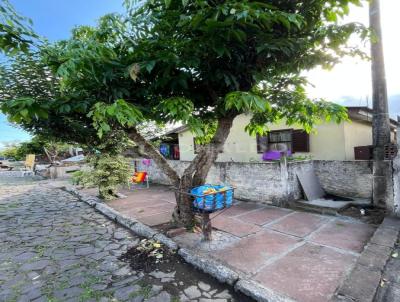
0, 0, 125, 149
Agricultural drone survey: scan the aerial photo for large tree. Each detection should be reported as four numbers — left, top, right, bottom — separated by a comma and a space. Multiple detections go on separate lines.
1, 1, 367, 227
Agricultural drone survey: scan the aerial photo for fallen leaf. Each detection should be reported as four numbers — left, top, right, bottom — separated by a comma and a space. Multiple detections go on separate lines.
392, 252, 398, 258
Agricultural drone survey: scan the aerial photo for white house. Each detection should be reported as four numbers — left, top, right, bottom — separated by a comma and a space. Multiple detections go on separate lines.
158, 107, 398, 162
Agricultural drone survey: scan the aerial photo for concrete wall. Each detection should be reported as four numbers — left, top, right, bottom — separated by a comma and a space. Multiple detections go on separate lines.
135, 158, 382, 204
314, 160, 373, 199
178, 114, 371, 162
136, 159, 313, 205
220, 160, 314, 204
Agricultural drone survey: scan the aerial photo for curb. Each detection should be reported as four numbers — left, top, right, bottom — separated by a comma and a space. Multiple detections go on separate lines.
62, 185, 296, 302
235, 279, 296, 302
334, 217, 400, 302
178, 248, 239, 285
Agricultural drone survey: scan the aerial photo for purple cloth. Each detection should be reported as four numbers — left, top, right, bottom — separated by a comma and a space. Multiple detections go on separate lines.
142, 159, 151, 166
262, 150, 292, 161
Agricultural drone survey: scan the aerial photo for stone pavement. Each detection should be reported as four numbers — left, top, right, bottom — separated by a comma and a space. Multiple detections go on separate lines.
0, 177, 250, 302
106, 186, 377, 302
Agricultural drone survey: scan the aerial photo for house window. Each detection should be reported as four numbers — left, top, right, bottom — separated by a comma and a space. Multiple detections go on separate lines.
256, 129, 310, 153
268, 129, 293, 152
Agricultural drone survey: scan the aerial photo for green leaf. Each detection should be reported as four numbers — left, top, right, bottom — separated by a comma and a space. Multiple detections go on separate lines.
20, 109, 29, 118
144, 60, 156, 73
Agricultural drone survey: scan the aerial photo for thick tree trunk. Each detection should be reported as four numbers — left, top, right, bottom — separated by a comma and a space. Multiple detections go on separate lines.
370, 0, 391, 208
172, 114, 236, 227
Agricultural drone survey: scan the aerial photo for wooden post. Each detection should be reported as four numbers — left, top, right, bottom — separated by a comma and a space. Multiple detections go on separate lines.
202, 212, 212, 241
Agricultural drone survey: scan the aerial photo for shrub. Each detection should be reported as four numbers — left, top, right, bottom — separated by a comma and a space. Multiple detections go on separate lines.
73, 155, 130, 200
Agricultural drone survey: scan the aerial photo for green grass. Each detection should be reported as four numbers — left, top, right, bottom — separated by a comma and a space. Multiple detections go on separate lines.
78, 275, 110, 302
34, 245, 46, 257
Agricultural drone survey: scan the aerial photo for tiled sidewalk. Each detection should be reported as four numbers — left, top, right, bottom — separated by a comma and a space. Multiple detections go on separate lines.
93, 185, 176, 227
101, 186, 376, 302
206, 207, 375, 302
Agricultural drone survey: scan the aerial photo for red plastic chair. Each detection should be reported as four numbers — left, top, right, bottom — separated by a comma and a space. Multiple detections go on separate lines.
130, 171, 149, 189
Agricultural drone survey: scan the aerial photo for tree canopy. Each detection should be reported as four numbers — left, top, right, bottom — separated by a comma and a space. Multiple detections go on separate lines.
0, 0, 369, 225
0, 0, 37, 54
2, 1, 368, 138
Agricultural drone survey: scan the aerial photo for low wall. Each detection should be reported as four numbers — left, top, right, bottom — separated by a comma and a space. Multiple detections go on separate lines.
136, 158, 382, 204
314, 160, 374, 199
135, 159, 313, 205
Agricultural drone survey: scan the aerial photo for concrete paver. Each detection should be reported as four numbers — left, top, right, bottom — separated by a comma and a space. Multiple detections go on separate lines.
236, 206, 292, 226
212, 202, 264, 218
309, 220, 376, 253
267, 212, 328, 238
106, 185, 176, 226
212, 216, 263, 238
254, 243, 356, 302
214, 230, 302, 274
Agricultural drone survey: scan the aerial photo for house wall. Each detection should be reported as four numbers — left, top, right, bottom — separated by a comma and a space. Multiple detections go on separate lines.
179, 114, 348, 162
343, 121, 373, 160
135, 159, 379, 204
308, 122, 346, 160
179, 114, 259, 162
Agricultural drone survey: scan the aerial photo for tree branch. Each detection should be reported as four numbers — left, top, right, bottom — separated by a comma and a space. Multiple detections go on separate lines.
182, 113, 237, 185
127, 127, 180, 185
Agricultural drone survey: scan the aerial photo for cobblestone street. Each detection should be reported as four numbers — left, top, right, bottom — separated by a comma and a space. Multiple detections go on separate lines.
0, 177, 249, 302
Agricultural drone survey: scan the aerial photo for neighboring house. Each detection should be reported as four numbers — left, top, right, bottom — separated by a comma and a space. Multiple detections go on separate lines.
159, 107, 398, 162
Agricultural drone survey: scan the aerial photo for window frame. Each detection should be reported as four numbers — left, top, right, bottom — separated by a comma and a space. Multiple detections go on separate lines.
256, 129, 293, 154
256, 128, 310, 154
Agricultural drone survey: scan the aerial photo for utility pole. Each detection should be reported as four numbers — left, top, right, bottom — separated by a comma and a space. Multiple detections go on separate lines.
369, 0, 391, 208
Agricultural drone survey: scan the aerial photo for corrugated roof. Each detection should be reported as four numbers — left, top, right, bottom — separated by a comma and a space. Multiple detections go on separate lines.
163, 125, 189, 135
347, 106, 398, 128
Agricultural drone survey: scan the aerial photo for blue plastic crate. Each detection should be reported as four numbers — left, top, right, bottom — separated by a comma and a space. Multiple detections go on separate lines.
191, 185, 233, 211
